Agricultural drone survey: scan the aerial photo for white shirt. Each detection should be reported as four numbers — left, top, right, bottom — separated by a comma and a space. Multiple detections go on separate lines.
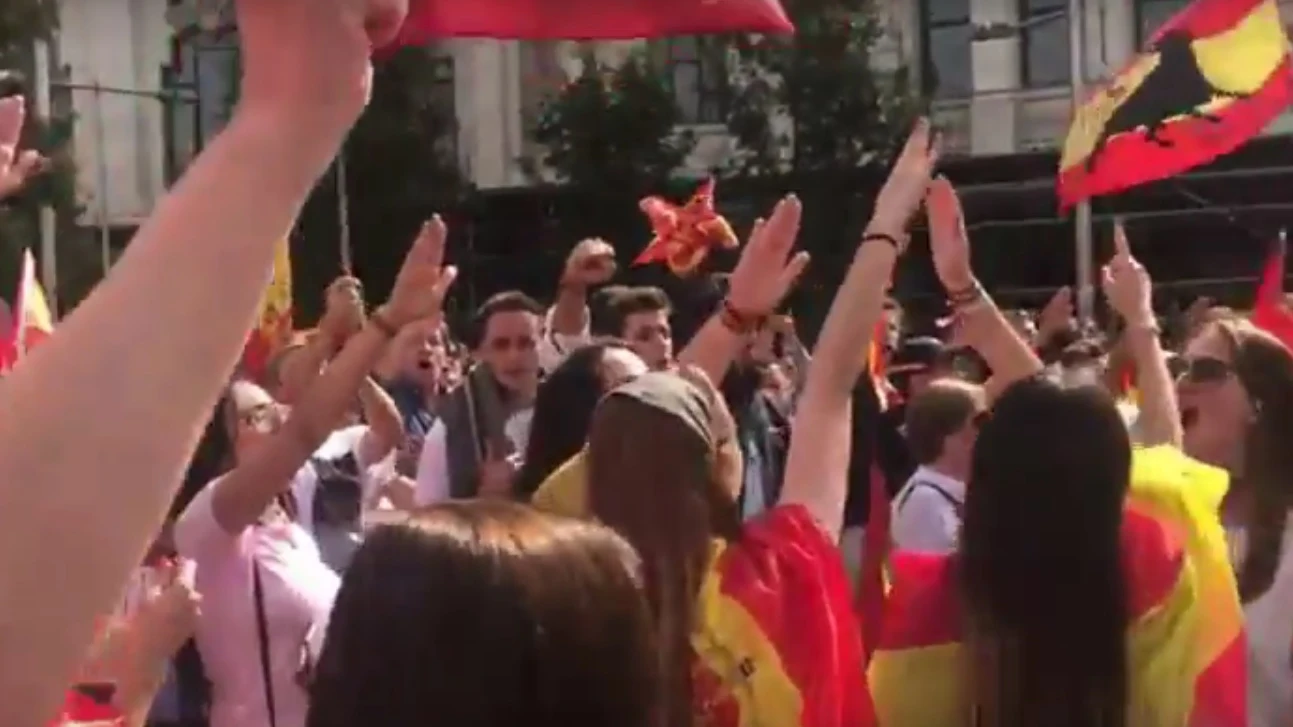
413, 408, 533, 506
891, 465, 965, 554
538, 305, 592, 374
1231, 518, 1293, 727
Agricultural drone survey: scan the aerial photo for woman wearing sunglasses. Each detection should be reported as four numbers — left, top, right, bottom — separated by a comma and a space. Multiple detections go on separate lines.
1178, 315, 1293, 726
868, 187, 1244, 726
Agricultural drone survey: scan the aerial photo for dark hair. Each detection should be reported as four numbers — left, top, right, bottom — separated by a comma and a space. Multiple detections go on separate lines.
903, 379, 981, 465
587, 392, 740, 727
1209, 320, 1293, 603
603, 287, 671, 339
308, 501, 659, 727
590, 285, 632, 337
516, 342, 633, 499
467, 291, 543, 349
960, 375, 1130, 727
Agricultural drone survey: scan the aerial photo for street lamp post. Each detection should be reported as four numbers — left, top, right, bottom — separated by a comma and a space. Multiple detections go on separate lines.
973, 0, 1096, 328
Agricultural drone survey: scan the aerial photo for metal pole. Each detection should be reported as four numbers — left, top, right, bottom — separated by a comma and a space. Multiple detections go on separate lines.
337, 147, 352, 273
32, 38, 58, 317
1068, 0, 1095, 329
91, 81, 112, 276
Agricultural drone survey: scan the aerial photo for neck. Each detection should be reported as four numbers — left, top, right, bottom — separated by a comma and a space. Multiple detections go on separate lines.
924, 460, 967, 484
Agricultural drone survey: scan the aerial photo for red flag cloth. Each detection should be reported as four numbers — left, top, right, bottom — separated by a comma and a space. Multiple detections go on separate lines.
1057, 0, 1293, 209
390, 0, 792, 43
1250, 236, 1293, 347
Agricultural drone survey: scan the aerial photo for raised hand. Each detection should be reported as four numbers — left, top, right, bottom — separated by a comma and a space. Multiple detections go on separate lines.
477, 440, 518, 498
871, 118, 942, 237
924, 175, 973, 292
1101, 221, 1153, 325
726, 195, 811, 316
320, 276, 366, 341
562, 237, 617, 287
134, 558, 202, 658
381, 216, 458, 329
0, 96, 48, 201
234, 0, 409, 138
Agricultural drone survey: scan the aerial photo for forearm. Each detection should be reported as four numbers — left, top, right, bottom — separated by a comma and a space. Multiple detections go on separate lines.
1124, 323, 1181, 448
0, 115, 340, 727
549, 285, 589, 336
677, 317, 743, 385
277, 335, 334, 405
958, 294, 1044, 401
357, 376, 403, 459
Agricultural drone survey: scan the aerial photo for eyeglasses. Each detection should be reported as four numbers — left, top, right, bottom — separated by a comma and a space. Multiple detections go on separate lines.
238, 403, 284, 433
1177, 356, 1234, 385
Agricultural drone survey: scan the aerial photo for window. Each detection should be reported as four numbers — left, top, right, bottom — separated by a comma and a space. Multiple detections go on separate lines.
429, 52, 457, 159
1135, 0, 1190, 47
920, 0, 973, 99
1020, 0, 1070, 88
655, 37, 728, 125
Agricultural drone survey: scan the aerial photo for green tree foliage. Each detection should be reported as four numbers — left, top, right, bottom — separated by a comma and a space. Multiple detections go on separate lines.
725, 0, 920, 175
346, 45, 462, 210
530, 50, 695, 192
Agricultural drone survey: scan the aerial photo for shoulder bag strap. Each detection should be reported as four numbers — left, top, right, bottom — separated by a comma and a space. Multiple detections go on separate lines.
896, 480, 964, 519
252, 562, 277, 727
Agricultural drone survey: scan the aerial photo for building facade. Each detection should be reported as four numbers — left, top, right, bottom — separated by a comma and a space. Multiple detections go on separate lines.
50, 0, 1293, 227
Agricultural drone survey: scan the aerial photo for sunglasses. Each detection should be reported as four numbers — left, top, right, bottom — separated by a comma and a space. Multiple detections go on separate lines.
1176, 356, 1233, 384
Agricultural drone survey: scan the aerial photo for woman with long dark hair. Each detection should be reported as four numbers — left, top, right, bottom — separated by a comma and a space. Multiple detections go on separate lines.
1179, 315, 1293, 725
581, 121, 940, 726
307, 501, 658, 727
514, 341, 645, 500
868, 180, 1244, 726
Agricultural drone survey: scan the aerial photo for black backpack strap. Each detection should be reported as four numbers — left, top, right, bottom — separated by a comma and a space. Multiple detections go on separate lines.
252, 562, 277, 727
896, 479, 964, 519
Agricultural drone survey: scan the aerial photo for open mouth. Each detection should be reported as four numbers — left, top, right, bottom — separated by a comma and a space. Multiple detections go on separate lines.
416, 359, 433, 370
1180, 407, 1199, 429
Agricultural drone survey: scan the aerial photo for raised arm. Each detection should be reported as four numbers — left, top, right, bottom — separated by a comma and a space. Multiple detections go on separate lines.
0, 2, 409, 723
925, 176, 1043, 401
212, 220, 456, 532
1102, 222, 1180, 447
677, 197, 809, 383
779, 121, 940, 540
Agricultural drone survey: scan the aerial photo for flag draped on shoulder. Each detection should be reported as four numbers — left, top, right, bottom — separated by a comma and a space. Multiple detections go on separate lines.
1058, 0, 1293, 208
869, 446, 1245, 726
389, 0, 792, 43
241, 238, 293, 383
692, 505, 873, 727
1, 248, 54, 370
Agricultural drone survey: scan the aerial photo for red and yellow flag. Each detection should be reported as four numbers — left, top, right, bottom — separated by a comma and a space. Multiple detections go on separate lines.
868, 446, 1245, 726
1058, 0, 1292, 208
1, 248, 55, 370
692, 505, 874, 727
240, 238, 294, 384
1250, 234, 1293, 348
387, 0, 791, 44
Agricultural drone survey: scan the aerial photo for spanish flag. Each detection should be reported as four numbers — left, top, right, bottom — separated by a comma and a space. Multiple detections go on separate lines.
240, 238, 293, 384
388, 0, 791, 43
1, 248, 55, 370
868, 446, 1245, 726
1058, 0, 1293, 208
692, 505, 873, 727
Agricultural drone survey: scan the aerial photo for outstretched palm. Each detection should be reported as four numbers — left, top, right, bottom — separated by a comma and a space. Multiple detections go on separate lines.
385, 215, 458, 328
0, 96, 48, 202
726, 195, 811, 315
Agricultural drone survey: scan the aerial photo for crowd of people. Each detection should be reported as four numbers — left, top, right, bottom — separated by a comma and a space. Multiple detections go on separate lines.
1, 1, 1291, 727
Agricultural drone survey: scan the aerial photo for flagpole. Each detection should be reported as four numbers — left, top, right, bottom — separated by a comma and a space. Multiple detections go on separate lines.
32, 37, 58, 318
92, 80, 112, 276
1069, 0, 1095, 329
337, 146, 352, 274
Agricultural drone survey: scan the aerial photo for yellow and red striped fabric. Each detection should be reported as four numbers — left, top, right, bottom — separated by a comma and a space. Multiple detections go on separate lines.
240, 237, 294, 383
692, 505, 873, 727
868, 446, 1244, 727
